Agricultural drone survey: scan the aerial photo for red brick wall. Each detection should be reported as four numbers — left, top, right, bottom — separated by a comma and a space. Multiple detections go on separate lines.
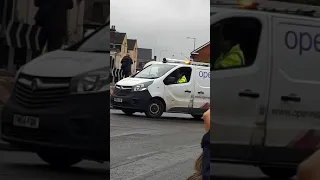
191, 44, 210, 63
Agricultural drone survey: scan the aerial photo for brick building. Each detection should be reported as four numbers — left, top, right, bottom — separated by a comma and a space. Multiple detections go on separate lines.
190, 42, 210, 63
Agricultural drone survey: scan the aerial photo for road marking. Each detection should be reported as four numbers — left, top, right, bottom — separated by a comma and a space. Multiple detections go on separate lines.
110, 131, 158, 138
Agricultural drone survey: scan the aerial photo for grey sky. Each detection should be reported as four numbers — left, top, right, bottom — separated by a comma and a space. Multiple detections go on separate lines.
110, 0, 210, 60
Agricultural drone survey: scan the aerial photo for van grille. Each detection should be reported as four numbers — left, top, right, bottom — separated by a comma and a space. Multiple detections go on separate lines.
14, 74, 71, 108
113, 85, 132, 96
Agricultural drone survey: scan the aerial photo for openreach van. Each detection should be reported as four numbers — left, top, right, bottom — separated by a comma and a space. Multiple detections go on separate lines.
111, 58, 210, 118
211, 1, 320, 179
1, 23, 110, 167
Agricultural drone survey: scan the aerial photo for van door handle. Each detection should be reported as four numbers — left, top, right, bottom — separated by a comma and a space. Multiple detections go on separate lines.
185, 90, 191, 93
238, 90, 260, 99
281, 95, 301, 102
198, 91, 204, 94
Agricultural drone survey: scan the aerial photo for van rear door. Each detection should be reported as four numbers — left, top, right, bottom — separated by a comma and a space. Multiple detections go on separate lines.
192, 66, 210, 114
264, 16, 320, 164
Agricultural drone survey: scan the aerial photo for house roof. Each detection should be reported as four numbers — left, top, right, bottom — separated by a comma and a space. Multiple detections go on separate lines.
191, 41, 210, 54
110, 31, 126, 44
138, 48, 152, 63
127, 39, 137, 50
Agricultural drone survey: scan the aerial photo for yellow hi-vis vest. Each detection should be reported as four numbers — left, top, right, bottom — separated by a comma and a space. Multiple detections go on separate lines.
214, 44, 245, 69
177, 75, 187, 84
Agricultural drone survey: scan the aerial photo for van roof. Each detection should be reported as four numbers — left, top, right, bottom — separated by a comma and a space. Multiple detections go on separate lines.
211, 1, 320, 20
212, 6, 320, 21
162, 58, 210, 67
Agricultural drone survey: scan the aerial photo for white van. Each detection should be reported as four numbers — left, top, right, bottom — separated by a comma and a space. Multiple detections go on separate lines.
111, 58, 210, 118
211, 4, 320, 179
143, 61, 162, 69
1, 23, 110, 167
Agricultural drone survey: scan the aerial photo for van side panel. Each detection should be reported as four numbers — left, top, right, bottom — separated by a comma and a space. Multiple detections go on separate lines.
265, 16, 320, 164
210, 12, 270, 161
192, 66, 210, 111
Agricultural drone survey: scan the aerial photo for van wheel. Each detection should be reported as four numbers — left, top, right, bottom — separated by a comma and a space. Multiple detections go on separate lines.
259, 166, 296, 179
145, 99, 164, 118
37, 151, 82, 168
122, 109, 136, 115
191, 114, 202, 120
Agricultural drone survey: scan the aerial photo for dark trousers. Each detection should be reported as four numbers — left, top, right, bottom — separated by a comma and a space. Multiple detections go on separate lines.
122, 70, 131, 78
45, 28, 65, 52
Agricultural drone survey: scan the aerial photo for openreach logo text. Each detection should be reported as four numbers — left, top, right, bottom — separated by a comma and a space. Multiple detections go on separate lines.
199, 71, 210, 79
285, 31, 320, 55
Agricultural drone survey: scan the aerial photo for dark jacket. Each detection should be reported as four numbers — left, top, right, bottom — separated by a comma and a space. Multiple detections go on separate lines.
201, 131, 210, 180
121, 56, 133, 73
34, 0, 73, 33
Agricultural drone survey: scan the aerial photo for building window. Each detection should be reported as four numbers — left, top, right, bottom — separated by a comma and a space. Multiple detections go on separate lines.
115, 45, 121, 50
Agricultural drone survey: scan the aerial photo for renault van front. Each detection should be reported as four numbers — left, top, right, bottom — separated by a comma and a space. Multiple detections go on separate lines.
1, 23, 110, 167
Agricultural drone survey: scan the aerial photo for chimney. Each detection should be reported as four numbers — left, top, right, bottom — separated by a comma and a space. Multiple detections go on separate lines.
110, 25, 116, 44
111, 25, 116, 32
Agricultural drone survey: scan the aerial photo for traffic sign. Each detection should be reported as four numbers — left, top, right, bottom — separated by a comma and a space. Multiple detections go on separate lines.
5, 21, 46, 51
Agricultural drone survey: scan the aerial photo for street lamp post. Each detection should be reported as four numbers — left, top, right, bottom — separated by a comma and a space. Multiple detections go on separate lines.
186, 37, 196, 51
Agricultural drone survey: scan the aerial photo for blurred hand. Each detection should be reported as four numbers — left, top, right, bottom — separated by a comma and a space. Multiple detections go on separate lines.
203, 109, 210, 132
298, 149, 320, 180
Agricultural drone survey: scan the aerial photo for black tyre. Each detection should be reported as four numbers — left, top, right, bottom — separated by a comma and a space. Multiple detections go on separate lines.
191, 114, 202, 120
259, 166, 296, 180
145, 99, 164, 118
37, 151, 82, 168
122, 109, 136, 115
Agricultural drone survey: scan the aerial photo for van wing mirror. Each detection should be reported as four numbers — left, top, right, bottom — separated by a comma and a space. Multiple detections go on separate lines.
164, 77, 176, 85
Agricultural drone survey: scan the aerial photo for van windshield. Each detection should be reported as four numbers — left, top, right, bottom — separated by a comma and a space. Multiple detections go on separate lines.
67, 24, 109, 53
133, 64, 176, 79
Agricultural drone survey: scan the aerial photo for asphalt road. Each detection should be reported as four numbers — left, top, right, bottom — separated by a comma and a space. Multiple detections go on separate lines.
110, 109, 298, 180
110, 109, 204, 180
0, 109, 298, 180
0, 151, 108, 179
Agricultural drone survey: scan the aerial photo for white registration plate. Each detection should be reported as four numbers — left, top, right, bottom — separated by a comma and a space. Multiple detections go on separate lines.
114, 98, 123, 103
13, 115, 40, 129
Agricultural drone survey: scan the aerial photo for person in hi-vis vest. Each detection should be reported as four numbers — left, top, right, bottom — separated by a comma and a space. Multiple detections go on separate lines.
214, 38, 245, 69
175, 69, 187, 84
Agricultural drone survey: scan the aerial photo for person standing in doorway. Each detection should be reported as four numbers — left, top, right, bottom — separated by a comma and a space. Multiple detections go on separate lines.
121, 54, 133, 78
34, 0, 74, 52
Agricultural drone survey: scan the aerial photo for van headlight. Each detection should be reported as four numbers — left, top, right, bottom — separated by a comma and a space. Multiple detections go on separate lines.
132, 81, 153, 92
70, 68, 109, 94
